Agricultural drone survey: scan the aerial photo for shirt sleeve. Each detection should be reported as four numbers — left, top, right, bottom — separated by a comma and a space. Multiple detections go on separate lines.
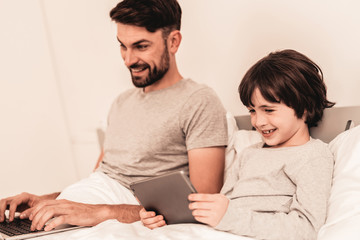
179, 87, 228, 150
215, 148, 334, 240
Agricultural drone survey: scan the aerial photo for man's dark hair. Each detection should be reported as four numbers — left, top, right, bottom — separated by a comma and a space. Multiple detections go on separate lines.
239, 49, 335, 128
110, 0, 181, 37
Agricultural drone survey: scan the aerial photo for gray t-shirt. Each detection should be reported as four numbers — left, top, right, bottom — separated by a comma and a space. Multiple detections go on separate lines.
98, 79, 228, 188
216, 138, 334, 240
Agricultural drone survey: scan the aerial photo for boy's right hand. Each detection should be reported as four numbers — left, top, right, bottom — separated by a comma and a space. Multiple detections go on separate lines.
139, 208, 166, 230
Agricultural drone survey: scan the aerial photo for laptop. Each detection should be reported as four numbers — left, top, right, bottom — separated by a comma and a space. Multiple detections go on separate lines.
0, 211, 84, 240
130, 171, 199, 225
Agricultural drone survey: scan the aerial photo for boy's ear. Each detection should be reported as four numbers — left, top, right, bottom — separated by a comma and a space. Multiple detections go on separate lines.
167, 30, 182, 54
302, 110, 308, 121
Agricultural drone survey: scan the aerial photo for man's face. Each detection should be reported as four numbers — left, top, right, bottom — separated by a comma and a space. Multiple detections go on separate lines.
116, 23, 170, 88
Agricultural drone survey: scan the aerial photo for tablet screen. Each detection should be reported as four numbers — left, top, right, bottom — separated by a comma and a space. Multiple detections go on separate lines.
130, 171, 198, 224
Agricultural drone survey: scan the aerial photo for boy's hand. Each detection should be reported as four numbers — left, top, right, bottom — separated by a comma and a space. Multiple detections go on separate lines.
139, 208, 166, 230
188, 193, 229, 227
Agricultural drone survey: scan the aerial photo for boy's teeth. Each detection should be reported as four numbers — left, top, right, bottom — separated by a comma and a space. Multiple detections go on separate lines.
263, 129, 274, 134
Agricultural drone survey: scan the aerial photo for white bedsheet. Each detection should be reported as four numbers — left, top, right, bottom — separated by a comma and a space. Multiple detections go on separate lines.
28, 172, 253, 240
32, 220, 252, 240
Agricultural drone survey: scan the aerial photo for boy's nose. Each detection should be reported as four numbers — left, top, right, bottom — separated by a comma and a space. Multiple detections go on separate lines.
253, 113, 267, 129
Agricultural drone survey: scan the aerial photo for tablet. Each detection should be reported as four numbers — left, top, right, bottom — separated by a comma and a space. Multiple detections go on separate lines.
130, 171, 198, 224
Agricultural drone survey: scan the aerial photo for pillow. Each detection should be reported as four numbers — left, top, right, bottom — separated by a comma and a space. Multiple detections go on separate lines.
317, 125, 360, 240
224, 112, 262, 180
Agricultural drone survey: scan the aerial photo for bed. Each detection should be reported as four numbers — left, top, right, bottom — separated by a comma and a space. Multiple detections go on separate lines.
30, 106, 360, 240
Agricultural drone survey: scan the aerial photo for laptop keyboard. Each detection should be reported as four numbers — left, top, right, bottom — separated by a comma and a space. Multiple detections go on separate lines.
0, 218, 42, 237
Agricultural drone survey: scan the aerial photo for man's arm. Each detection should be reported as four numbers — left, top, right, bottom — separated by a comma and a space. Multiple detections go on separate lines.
188, 146, 225, 193
93, 148, 104, 171
28, 200, 141, 231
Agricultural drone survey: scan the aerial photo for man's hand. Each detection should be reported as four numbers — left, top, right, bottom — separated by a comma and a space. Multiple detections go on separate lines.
139, 208, 166, 230
28, 199, 142, 231
188, 193, 229, 227
0, 192, 59, 222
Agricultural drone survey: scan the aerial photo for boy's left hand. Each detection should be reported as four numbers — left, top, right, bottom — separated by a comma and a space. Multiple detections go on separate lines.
139, 208, 166, 230
188, 193, 229, 227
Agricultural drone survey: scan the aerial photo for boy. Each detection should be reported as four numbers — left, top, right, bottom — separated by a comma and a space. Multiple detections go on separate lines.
141, 49, 335, 240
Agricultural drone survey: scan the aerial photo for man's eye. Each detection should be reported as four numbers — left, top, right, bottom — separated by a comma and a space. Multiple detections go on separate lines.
120, 44, 126, 50
248, 109, 255, 114
137, 45, 148, 50
265, 109, 274, 113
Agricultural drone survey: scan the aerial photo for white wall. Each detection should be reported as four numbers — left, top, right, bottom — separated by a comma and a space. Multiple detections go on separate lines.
0, 0, 78, 196
178, 0, 360, 115
1, 0, 359, 197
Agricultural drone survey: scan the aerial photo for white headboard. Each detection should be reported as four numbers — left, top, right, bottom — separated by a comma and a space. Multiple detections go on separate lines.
235, 106, 360, 143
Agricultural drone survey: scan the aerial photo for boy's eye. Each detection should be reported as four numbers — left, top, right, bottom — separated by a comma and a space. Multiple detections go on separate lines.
265, 109, 274, 113
248, 109, 255, 113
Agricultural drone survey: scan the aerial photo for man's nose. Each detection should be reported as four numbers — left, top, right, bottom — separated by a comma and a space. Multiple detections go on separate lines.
122, 49, 138, 68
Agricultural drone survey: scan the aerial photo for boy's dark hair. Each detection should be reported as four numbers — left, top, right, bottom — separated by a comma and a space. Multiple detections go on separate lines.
239, 49, 335, 128
110, 0, 181, 37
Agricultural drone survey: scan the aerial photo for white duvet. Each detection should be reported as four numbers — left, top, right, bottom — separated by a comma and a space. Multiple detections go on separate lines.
33, 220, 252, 240
29, 172, 253, 240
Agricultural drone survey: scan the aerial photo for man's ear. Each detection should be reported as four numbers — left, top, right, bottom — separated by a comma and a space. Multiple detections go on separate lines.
168, 30, 182, 54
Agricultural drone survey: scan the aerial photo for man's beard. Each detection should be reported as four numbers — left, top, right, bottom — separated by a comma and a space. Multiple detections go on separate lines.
130, 45, 170, 88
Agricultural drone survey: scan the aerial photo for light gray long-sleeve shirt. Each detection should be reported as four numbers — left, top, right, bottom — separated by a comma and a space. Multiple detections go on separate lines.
216, 138, 334, 240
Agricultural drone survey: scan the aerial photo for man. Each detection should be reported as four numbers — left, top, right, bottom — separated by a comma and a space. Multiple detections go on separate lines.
0, 0, 227, 231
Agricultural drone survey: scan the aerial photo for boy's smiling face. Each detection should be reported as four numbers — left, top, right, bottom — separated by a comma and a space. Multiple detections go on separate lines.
248, 88, 310, 148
